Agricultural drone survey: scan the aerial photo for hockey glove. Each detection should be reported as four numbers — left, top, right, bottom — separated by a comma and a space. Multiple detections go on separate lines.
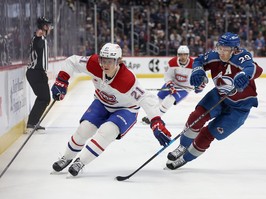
234, 72, 249, 92
194, 76, 208, 93
51, 71, 70, 100
166, 81, 177, 94
190, 66, 207, 87
150, 116, 172, 147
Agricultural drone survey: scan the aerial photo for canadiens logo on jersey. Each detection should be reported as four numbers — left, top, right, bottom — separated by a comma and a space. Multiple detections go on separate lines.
96, 89, 118, 105
175, 74, 188, 82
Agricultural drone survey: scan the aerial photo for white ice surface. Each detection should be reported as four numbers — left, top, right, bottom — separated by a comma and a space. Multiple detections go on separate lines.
0, 78, 265, 199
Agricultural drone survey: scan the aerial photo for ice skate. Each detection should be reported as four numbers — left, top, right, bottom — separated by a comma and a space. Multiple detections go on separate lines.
52, 156, 72, 172
68, 158, 84, 176
166, 156, 187, 170
141, 116, 150, 125
25, 124, 46, 134
167, 144, 187, 161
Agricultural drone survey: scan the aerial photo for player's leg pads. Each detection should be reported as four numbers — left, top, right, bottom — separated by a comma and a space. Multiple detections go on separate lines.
159, 95, 175, 114
75, 120, 98, 143
179, 127, 199, 148
186, 105, 210, 131
182, 127, 214, 162
77, 122, 120, 165
193, 127, 214, 151
65, 120, 98, 159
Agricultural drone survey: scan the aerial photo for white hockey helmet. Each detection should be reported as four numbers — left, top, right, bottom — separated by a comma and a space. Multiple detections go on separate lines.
177, 45, 189, 55
99, 43, 122, 60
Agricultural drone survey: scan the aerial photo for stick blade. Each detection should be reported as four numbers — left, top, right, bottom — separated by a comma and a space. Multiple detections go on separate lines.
116, 175, 129, 181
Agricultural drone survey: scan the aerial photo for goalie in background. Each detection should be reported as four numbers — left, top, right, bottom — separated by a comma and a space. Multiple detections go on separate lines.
142, 45, 198, 125
166, 32, 263, 170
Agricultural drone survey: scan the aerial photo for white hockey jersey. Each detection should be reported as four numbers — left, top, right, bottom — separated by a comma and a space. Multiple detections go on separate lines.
164, 56, 194, 90
61, 54, 160, 119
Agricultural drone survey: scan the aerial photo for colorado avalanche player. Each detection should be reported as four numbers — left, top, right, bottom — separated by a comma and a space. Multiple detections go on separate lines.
166, 32, 263, 170
142, 45, 197, 124
50, 43, 172, 176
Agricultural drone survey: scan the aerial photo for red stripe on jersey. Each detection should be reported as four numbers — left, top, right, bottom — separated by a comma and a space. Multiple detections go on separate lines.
87, 54, 135, 93
91, 139, 105, 151
253, 62, 263, 79
168, 57, 178, 67
109, 64, 136, 93
168, 57, 193, 69
71, 136, 84, 147
86, 54, 102, 78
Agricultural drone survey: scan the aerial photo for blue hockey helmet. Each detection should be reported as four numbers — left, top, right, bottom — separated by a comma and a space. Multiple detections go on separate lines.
217, 32, 240, 48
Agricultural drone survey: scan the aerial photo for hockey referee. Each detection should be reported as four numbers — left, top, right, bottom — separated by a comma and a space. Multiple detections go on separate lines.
25, 16, 53, 134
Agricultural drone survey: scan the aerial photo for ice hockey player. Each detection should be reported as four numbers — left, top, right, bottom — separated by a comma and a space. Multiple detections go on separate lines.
51, 43, 172, 176
166, 32, 263, 170
142, 45, 199, 125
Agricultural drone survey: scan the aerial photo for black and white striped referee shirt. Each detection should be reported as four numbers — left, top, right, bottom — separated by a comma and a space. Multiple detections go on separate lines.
28, 34, 48, 71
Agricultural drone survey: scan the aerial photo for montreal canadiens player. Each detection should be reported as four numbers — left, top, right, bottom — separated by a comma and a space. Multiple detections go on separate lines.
142, 45, 199, 124
50, 43, 172, 176
166, 32, 263, 170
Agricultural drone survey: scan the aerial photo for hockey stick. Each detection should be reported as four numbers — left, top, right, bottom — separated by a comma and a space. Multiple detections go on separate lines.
146, 88, 184, 91
146, 85, 194, 92
0, 100, 56, 178
116, 88, 236, 181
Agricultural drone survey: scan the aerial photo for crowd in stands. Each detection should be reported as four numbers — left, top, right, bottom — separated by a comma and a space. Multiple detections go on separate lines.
85, 0, 266, 57
1, 0, 266, 67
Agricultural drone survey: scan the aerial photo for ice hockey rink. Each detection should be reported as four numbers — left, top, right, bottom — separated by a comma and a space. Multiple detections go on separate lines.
0, 77, 265, 199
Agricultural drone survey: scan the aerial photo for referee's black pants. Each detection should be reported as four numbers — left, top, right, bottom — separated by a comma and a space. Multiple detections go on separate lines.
26, 69, 51, 126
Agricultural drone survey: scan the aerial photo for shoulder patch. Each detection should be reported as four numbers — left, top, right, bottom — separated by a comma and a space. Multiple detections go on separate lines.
110, 64, 136, 93
168, 57, 178, 67
186, 57, 194, 69
86, 54, 102, 78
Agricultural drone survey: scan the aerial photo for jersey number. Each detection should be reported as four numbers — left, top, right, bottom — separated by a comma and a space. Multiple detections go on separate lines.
239, 55, 251, 63
131, 87, 145, 100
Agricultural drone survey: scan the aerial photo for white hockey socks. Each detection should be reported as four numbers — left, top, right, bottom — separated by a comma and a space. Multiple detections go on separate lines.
77, 122, 120, 165
64, 120, 97, 159
159, 95, 176, 114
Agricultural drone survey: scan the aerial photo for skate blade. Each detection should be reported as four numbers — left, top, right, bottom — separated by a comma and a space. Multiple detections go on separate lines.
66, 173, 76, 179
35, 129, 46, 134
140, 121, 149, 125
50, 170, 68, 175
163, 166, 172, 170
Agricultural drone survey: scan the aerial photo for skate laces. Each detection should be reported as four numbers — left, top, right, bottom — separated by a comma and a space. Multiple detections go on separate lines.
72, 158, 84, 171
172, 145, 186, 155
57, 156, 70, 167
